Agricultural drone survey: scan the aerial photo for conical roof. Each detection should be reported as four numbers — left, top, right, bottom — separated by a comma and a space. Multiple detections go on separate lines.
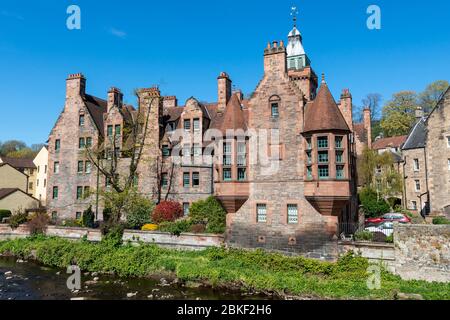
304, 81, 350, 133
220, 93, 247, 132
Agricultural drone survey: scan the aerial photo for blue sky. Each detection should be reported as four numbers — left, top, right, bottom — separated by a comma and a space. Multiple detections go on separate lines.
1, 0, 449, 145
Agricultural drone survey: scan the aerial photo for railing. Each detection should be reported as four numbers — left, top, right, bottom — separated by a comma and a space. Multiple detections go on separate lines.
339, 222, 393, 243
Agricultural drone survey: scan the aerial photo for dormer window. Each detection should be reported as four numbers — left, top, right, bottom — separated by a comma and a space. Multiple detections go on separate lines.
184, 119, 191, 132
193, 118, 200, 132
271, 103, 279, 118
269, 95, 281, 119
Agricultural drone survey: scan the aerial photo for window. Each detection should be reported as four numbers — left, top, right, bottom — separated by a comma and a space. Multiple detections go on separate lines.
257, 204, 267, 223
306, 166, 312, 180
115, 125, 121, 136
184, 119, 191, 131
306, 151, 312, 164
413, 159, 420, 171
167, 122, 175, 132
271, 103, 279, 118
287, 204, 298, 224
162, 145, 170, 157
192, 172, 200, 187
86, 137, 92, 148
36, 179, 39, 187
77, 186, 83, 200
85, 161, 92, 174
79, 137, 85, 149
306, 138, 312, 150
223, 168, 232, 181
182, 144, 191, 157
335, 136, 343, 149
77, 161, 84, 173
237, 142, 246, 166
193, 118, 200, 132
107, 125, 113, 137
183, 173, 190, 187
223, 142, 232, 166
76, 212, 82, 220
161, 173, 168, 187
84, 186, 90, 196
336, 165, 345, 180
51, 211, 57, 221
193, 144, 202, 157
29, 182, 33, 190
79, 114, 85, 126
237, 168, 246, 181
183, 203, 190, 216
336, 151, 344, 164
415, 180, 421, 192
55, 139, 60, 151
318, 137, 328, 149
53, 186, 58, 199
447, 136, 450, 148
54, 162, 60, 174
411, 201, 418, 210
44, 165, 47, 174
37, 166, 40, 173
319, 166, 329, 179
318, 151, 328, 163
44, 179, 46, 187
448, 159, 450, 171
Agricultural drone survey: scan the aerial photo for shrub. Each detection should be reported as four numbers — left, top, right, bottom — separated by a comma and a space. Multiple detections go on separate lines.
0, 209, 12, 222
159, 219, 192, 236
101, 222, 125, 247
359, 188, 390, 218
151, 201, 183, 224
385, 234, 394, 243
190, 223, 206, 234
141, 224, 158, 231
8, 211, 28, 229
61, 219, 83, 227
28, 212, 50, 235
189, 196, 227, 234
82, 206, 95, 228
125, 194, 154, 230
432, 217, 450, 225
354, 230, 373, 242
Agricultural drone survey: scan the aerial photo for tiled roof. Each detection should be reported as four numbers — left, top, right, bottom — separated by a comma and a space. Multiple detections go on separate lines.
303, 82, 350, 133
0, 188, 20, 200
220, 94, 248, 132
372, 135, 407, 150
83, 94, 107, 136
353, 123, 367, 143
0, 157, 36, 169
402, 118, 426, 150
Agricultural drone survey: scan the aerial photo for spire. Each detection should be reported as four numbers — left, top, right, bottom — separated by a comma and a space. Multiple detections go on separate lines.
290, 6, 298, 29
321, 73, 326, 84
287, 5, 309, 69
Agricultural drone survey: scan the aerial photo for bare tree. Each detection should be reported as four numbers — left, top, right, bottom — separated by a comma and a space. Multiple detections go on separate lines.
362, 93, 382, 121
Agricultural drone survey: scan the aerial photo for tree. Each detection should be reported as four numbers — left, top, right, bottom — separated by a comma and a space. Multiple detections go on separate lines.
380, 91, 418, 137
419, 80, 449, 113
362, 93, 382, 121
6, 148, 36, 159
0, 140, 27, 156
31, 143, 46, 152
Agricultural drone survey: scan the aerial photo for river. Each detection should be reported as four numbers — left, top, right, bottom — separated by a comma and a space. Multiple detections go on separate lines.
0, 257, 274, 300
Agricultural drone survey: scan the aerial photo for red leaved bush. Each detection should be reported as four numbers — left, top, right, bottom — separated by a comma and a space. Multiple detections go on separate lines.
152, 201, 183, 224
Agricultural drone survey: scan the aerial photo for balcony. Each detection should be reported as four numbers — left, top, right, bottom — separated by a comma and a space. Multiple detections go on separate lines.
304, 180, 351, 217
215, 181, 249, 213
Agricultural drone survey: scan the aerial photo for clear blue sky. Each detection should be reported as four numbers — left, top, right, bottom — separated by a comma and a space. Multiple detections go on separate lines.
1, 0, 449, 145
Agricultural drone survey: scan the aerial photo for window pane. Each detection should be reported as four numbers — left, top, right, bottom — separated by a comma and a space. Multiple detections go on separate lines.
306, 166, 312, 180
182, 144, 191, 156
318, 151, 328, 163
55, 139, 60, 151
183, 203, 190, 216
336, 165, 345, 179
271, 103, 279, 118
85, 161, 92, 174
319, 166, 329, 179
107, 125, 113, 136
79, 138, 85, 149
223, 143, 231, 154
79, 115, 85, 126
192, 172, 200, 186
193, 118, 200, 131
77, 186, 83, 199
115, 125, 121, 136
193, 144, 202, 156
77, 161, 83, 173
287, 204, 298, 224
223, 155, 232, 166
223, 168, 232, 181
53, 187, 58, 199
183, 173, 190, 187
318, 137, 328, 148
335, 136, 343, 149
76, 212, 82, 220
238, 168, 246, 181
161, 173, 168, 187
184, 119, 191, 131
336, 151, 344, 163
162, 145, 170, 157
54, 162, 59, 173
257, 204, 267, 223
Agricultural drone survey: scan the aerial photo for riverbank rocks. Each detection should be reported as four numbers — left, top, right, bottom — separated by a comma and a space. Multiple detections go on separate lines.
93, 277, 100, 282
4, 271, 12, 276
127, 292, 138, 298
396, 292, 424, 300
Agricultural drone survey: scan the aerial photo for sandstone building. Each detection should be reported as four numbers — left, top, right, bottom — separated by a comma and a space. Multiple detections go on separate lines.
46, 24, 372, 258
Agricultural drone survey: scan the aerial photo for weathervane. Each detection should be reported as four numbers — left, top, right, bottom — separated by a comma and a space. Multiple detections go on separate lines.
290, 6, 299, 28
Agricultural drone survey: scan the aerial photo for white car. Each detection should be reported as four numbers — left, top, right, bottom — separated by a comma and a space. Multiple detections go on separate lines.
364, 222, 394, 237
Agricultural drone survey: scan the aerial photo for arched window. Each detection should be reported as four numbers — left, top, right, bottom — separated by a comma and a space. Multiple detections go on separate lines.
269, 95, 281, 119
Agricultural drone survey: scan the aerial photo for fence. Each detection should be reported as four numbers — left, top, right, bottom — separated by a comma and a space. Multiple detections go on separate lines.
339, 222, 393, 242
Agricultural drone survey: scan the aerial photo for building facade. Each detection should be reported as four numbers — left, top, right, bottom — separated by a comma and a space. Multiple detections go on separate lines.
33, 146, 48, 205
46, 24, 370, 258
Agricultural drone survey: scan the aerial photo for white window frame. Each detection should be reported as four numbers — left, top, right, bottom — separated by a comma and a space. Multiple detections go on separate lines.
413, 159, 420, 172
411, 201, 418, 210
287, 204, 298, 224
257, 204, 267, 223
415, 180, 421, 192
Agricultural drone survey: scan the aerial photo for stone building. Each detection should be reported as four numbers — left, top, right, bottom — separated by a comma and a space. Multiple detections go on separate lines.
46, 23, 369, 258
33, 146, 49, 205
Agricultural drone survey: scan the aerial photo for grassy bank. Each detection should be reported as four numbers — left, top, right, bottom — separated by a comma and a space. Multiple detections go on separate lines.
0, 236, 448, 300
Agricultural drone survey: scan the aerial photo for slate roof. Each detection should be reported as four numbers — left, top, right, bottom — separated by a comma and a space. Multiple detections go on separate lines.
83, 94, 107, 136
402, 118, 427, 150
372, 135, 408, 150
303, 82, 350, 133
353, 123, 367, 143
0, 157, 36, 169
0, 188, 20, 200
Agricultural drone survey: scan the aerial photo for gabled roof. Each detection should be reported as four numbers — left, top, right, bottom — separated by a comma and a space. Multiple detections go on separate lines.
303, 82, 350, 133
372, 135, 408, 150
220, 94, 248, 132
0, 157, 36, 169
402, 118, 427, 150
0, 188, 19, 200
353, 123, 367, 143
83, 94, 107, 136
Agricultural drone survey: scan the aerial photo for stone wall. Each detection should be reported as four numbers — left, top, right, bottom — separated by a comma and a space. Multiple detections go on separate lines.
338, 241, 395, 272
394, 224, 450, 282
402, 147, 427, 213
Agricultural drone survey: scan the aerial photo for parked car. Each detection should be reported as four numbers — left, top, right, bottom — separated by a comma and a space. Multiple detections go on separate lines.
365, 213, 411, 225
364, 222, 394, 237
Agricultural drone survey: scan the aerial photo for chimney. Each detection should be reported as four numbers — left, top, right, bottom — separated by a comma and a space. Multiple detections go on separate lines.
339, 89, 353, 130
218, 72, 232, 112
363, 107, 372, 149
66, 73, 86, 99
415, 106, 424, 120
263, 41, 287, 75
107, 87, 123, 112
163, 96, 178, 109
233, 89, 244, 102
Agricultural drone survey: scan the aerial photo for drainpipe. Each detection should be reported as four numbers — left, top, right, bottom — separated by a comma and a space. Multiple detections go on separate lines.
423, 147, 430, 215
95, 155, 100, 221
402, 156, 408, 210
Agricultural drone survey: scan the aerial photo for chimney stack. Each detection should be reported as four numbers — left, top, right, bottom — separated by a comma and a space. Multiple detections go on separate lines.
163, 96, 178, 109
363, 107, 372, 149
218, 72, 232, 112
263, 41, 287, 75
66, 73, 86, 99
339, 89, 353, 131
107, 87, 123, 112
415, 106, 424, 120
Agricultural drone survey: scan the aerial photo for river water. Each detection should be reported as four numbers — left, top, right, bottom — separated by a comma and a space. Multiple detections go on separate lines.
0, 257, 273, 300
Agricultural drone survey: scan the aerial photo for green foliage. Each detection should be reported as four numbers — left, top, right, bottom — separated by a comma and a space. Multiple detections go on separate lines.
432, 217, 450, 225
101, 222, 125, 247
8, 211, 28, 229
419, 80, 449, 113
1, 237, 448, 300
189, 196, 227, 234
385, 234, 394, 243
380, 91, 418, 137
359, 188, 390, 218
61, 219, 83, 227
125, 194, 154, 230
82, 206, 95, 228
0, 140, 27, 156
354, 231, 374, 242
158, 219, 193, 236
0, 210, 12, 221
28, 212, 50, 235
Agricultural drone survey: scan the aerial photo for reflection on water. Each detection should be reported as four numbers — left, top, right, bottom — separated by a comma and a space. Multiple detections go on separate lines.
0, 257, 273, 300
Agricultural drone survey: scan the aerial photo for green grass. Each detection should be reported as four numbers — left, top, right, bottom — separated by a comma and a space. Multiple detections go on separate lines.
0, 236, 448, 300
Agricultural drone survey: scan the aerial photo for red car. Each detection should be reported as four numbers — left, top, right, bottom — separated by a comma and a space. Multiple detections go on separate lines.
365, 213, 411, 225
